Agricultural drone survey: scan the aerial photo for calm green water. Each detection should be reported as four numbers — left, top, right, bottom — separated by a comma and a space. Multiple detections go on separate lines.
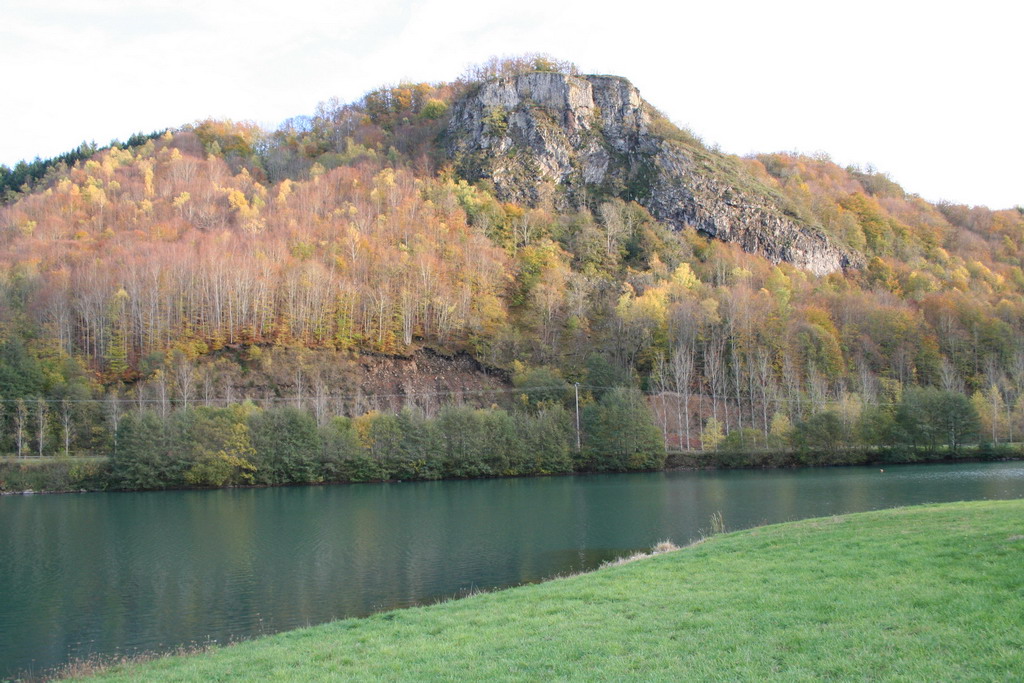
2, 461, 1024, 679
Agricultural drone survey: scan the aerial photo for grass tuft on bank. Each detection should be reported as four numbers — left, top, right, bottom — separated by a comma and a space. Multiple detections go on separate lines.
81, 500, 1024, 681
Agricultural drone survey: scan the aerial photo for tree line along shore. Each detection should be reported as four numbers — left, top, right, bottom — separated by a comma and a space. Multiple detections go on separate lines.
1, 379, 1017, 494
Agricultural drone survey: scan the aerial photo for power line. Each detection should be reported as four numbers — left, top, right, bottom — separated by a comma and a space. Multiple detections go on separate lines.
0, 384, 608, 405
0, 384, 996, 411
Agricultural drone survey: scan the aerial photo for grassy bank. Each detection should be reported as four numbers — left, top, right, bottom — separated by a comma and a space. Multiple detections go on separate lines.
81, 500, 1024, 681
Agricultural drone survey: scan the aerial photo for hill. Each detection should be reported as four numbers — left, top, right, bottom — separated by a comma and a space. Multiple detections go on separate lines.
1, 55, 1023, 461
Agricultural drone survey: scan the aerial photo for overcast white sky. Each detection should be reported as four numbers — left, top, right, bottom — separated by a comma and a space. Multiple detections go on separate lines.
2, 0, 1020, 208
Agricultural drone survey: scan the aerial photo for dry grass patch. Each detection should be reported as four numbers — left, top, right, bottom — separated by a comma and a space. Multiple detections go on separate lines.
599, 540, 681, 568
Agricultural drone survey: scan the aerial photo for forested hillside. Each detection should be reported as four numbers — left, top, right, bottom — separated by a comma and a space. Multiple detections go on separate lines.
1, 56, 1022, 479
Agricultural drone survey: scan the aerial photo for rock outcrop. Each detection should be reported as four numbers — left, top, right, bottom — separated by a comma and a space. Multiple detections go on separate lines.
446, 71, 860, 275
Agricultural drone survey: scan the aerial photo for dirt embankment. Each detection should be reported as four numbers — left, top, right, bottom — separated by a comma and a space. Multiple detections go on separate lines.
348, 349, 512, 412
190, 346, 514, 416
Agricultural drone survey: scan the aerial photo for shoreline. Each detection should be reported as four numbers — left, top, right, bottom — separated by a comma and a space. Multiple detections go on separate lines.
2, 449, 1022, 496
69, 500, 1024, 681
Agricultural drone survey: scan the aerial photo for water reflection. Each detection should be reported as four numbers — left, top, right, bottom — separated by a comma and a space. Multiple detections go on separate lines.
2, 461, 1023, 678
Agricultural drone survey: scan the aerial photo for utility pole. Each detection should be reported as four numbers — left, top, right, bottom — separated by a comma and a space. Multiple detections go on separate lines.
574, 382, 581, 452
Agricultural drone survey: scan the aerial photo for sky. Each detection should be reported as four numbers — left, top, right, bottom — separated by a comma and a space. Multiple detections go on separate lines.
1, 0, 1020, 209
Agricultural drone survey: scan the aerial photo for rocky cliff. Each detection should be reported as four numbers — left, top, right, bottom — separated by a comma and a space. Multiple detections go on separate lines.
445, 72, 860, 275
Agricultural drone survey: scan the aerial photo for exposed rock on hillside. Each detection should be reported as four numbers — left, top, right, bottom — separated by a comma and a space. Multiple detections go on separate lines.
446, 72, 860, 275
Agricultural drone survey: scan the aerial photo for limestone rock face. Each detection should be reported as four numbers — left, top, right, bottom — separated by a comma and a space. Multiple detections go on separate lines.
446, 72, 860, 275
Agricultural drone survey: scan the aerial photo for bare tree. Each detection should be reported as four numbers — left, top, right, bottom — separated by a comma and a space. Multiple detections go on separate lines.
753, 348, 775, 437
807, 368, 828, 414
106, 387, 124, 456
35, 399, 49, 457
730, 341, 745, 433
312, 376, 331, 427
60, 398, 73, 457
14, 399, 28, 457
1007, 351, 1024, 443
939, 358, 963, 394
704, 334, 726, 426
652, 356, 673, 450
671, 344, 695, 450
598, 201, 631, 258
171, 354, 196, 410
856, 355, 878, 406
985, 357, 1006, 443
153, 369, 170, 418
783, 349, 802, 420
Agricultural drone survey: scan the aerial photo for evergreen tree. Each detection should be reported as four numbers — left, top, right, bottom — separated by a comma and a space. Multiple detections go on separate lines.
112, 411, 175, 489
394, 409, 444, 479
437, 406, 486, 478
0, 339, 45, 399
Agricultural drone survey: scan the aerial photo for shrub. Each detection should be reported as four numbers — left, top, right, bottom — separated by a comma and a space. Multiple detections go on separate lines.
0, 458, 109, 492
793, 411, 847, 464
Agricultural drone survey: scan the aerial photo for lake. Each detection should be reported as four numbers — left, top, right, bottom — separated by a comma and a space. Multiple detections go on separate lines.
2, 461, 1024, 679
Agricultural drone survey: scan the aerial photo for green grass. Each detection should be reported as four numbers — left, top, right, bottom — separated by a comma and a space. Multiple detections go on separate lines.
83, 500, 1024, 681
